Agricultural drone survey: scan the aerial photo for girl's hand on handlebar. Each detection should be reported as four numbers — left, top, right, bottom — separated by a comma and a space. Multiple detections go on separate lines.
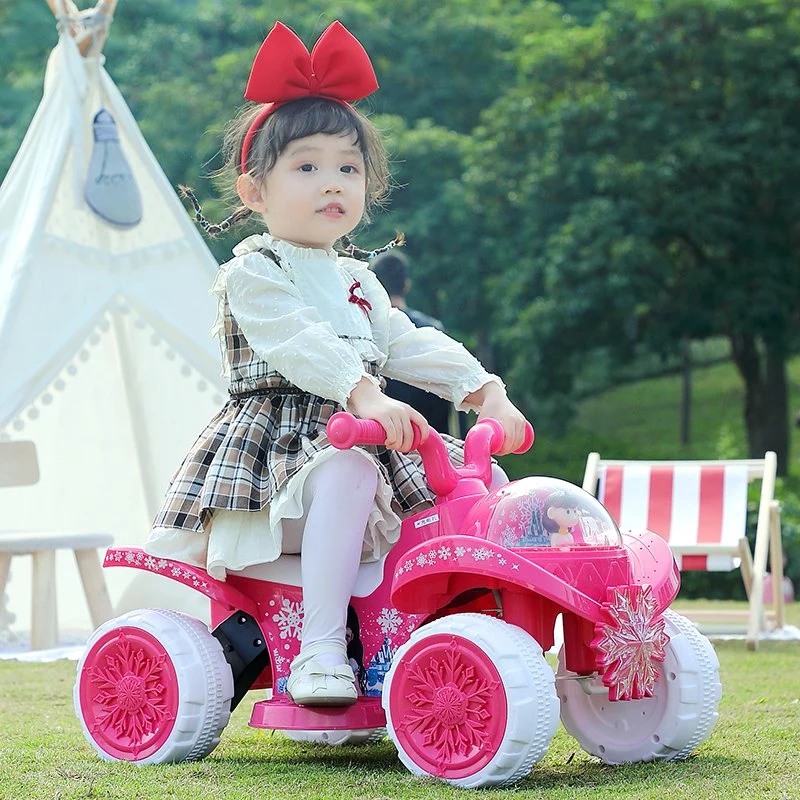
470, 383, 528, 456
346, 377, 429, 452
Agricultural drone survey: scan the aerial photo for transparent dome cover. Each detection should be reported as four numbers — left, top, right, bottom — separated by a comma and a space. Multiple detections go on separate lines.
465, 477, 622, 549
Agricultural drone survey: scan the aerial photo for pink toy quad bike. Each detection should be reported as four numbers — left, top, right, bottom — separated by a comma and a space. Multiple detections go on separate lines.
74, 414, 721, 788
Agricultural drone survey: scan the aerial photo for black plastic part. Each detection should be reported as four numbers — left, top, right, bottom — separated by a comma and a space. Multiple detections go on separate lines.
212, 611, 271, 712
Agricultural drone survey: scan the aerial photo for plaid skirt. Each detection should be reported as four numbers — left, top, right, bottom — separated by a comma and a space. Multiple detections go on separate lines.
152, 380, 465, 538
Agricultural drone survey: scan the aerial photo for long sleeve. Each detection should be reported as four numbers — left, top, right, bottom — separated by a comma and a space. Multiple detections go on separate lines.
225, 253, 375, 407
383, 306, 505, 413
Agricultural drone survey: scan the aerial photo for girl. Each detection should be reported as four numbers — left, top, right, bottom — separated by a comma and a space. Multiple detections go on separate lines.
145, 20, 528, 707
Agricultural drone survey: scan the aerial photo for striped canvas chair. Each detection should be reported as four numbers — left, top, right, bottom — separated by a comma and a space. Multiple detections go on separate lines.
582, 452, 785, 649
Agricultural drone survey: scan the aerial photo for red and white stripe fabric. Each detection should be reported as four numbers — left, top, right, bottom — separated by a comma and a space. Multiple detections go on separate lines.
598, 462, 749, 571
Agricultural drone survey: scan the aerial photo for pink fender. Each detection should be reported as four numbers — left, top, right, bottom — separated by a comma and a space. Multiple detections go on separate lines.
103, 547, 260, 619
622, 531, 681, 612
390, 535, 608, 623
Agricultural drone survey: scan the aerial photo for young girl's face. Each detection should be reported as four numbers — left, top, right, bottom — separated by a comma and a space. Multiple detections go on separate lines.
252, 132, 367, 250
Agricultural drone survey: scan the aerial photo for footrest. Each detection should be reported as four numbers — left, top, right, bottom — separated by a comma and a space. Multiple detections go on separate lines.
249, 696, 386, 731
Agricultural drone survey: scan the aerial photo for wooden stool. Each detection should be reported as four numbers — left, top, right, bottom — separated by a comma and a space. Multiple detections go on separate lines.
0, 531, 114, 650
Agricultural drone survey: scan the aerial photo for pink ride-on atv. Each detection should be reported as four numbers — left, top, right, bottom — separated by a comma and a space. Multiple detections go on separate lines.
74, 414, 721, 788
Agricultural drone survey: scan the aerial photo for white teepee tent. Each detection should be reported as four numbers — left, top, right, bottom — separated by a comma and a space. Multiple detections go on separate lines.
0, 4, 225, 644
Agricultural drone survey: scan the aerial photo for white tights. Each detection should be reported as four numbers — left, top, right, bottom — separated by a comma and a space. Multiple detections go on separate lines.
283, 451, 509, 668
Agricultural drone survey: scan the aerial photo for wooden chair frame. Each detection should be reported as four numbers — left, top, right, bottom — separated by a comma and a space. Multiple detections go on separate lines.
583, 451, 785, 650
0, 440, 113, 649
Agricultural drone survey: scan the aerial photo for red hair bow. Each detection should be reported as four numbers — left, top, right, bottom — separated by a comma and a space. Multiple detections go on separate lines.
240, 21, 379, 171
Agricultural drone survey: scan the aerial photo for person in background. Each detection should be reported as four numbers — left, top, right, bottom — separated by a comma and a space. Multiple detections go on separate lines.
371, 250, 467, 437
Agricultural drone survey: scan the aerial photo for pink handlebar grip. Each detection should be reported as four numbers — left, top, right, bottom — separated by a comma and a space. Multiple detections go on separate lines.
326, 412, 423, 450
516, 422, 535, 454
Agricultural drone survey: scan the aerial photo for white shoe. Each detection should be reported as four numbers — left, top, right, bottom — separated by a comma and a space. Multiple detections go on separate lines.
287, 652, 358, 707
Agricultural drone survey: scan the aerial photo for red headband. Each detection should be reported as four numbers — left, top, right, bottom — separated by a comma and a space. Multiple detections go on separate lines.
240, 21, 379, 172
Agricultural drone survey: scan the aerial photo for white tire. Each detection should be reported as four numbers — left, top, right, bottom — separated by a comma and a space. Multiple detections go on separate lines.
557, 609, 721, 764
383, 613, 559, 788
74, 609, 234, 764
281, 727, 385, 746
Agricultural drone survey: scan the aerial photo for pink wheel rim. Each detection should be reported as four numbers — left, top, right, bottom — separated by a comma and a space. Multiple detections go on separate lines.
78, 626, 179, 760
388, 632, 507, 779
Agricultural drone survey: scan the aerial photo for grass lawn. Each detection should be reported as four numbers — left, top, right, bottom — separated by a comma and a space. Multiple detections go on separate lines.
1, 603, 798, 800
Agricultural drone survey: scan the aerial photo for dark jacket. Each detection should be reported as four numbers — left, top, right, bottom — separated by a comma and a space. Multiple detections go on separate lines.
384, 307, 461, 435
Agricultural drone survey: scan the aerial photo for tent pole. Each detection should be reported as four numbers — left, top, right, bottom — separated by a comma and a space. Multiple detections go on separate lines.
110, 309, 161, 521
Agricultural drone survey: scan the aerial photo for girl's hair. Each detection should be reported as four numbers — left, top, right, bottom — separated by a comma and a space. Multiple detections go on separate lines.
189, 97, 390, 239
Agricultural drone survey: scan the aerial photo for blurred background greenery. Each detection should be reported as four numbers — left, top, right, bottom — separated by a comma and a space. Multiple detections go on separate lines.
2, 0, 799, 596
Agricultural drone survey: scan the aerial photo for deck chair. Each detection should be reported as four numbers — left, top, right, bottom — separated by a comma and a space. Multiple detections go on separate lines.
0, 441, 113, 650
582, 451, 785, 650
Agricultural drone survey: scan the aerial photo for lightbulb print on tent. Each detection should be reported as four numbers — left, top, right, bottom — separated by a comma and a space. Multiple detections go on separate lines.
84, 109, 142, 229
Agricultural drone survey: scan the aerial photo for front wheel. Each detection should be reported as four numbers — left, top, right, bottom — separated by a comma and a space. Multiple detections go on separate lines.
557, 609, 721, 764
383, 613, 559, 788
74, 609, 234, 764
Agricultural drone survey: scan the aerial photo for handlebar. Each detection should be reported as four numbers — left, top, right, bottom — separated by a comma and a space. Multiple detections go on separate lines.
326, 413, 534, 497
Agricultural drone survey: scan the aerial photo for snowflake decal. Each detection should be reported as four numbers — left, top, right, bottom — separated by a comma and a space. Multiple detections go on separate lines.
454, 546, 466, 558
501, 526, 518, 547
143, 556, 157, 570
472, 547, 492, 561
517, 496, 534, 532
272, 598, 304, 640
416, 553, 428, 567
592, 585, 669, 701
273, 652, 288, 672
377, 607, 403, 635
437, 546, 451, 560
396, 640, 499, 762
86, 633, 173, 753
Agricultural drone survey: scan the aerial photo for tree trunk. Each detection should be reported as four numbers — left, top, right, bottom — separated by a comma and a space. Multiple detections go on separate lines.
729, 333, 790, 476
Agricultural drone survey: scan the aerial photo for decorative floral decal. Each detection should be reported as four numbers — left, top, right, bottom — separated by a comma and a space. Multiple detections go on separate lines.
377, 607, 403, 636
272, 598, 304, 640
105, 549, 208, 590
592, 585, 669, 701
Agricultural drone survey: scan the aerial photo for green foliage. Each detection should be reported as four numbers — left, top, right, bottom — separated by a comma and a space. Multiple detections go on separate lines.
465, 0, 800, 456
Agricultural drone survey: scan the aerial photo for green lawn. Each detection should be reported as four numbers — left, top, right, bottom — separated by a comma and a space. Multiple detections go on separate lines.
1, 604, 798, 800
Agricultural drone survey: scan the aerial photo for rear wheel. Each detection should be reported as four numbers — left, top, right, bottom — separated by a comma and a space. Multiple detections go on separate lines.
383, 613, 559, 788
557, 609, 721, 763
74, 609, 234, 764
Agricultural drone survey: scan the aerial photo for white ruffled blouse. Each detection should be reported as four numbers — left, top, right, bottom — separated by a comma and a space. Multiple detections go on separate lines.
212, 233, 503, 409
147, 233, 504, 580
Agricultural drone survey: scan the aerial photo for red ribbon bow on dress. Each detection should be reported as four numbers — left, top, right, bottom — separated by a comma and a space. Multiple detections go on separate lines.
348, 281, 372, 321
240, 21, 379, 171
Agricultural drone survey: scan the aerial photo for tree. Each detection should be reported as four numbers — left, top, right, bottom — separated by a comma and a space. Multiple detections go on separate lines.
467, 0, 800, 473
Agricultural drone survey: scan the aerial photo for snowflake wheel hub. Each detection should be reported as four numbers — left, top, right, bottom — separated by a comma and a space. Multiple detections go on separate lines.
77, 627, 179, 760
388, 633, 507, 780
432, 684, 467, 726
115, 675, 146, 711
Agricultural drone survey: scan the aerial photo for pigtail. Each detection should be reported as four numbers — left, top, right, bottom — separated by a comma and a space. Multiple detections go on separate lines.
338, 232, 405, 261
178, 185, 253, 238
